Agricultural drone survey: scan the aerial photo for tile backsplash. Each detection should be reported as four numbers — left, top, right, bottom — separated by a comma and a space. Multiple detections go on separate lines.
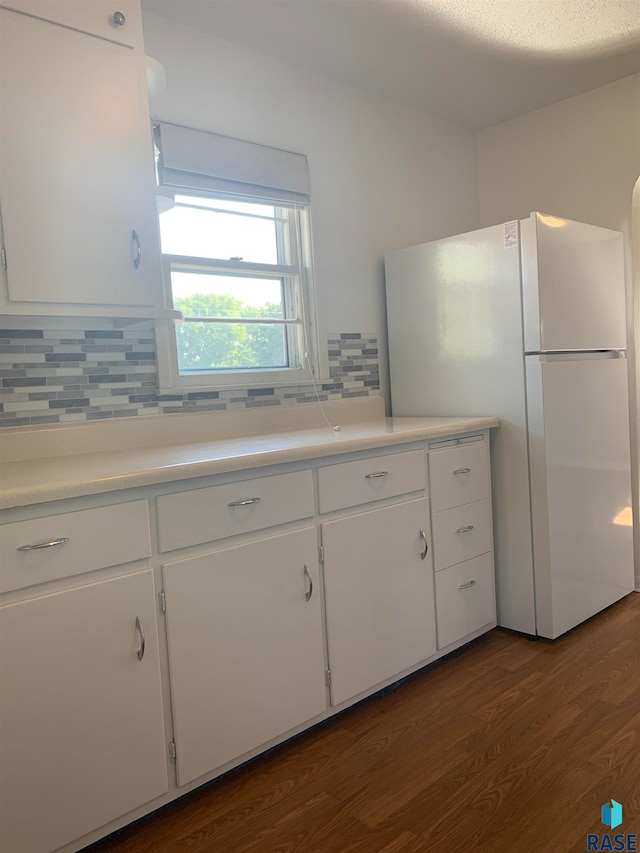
0, 327, 380, 427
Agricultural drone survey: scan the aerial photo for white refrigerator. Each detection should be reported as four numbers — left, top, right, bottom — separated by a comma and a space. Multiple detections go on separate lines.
385, 212, 635, 638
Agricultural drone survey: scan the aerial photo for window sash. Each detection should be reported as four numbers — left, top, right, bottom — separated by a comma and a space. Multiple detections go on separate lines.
176, 318, 292, 373
180, 317, 301, 326
156, 292, 317, 391
166, 258, 301, 328
166, 257, 304, 375
164, 255, 298, 278
161, 197, 295, 267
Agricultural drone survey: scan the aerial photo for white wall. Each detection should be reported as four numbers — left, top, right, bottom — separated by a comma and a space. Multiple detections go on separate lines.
142, 12, 480, 407
477, 74, 640, 232
477, 73, 640, 585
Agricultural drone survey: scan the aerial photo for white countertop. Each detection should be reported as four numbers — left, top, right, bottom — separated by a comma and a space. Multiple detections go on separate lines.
0, 416, 498, 510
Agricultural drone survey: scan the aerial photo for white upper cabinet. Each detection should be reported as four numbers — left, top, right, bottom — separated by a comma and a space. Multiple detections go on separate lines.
0, 1, 143, 46
0, 3, 164, 316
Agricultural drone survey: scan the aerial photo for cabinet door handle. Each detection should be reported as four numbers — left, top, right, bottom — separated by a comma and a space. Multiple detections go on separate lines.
16, 537, 69, 552
365, 471, 388, 479
131, 229, 141, 269
135, 616, 145, 661
419, 529, 429, 560
304, 564, 314, 601
227, 497, 261, 507
457, 579, 476, 590
111, 10, 126, 26
455, 525, 475, 534
453, 467, 471, 475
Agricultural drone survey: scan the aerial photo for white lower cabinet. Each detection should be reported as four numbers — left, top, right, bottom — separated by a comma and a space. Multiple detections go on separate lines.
322, 498, 437, 707
0, 570, 168, 853
434, 553, 496, 649
162, 527, 327, 786
0, 429, 497, 853
428, 434, 496, 650
431, 498, 493, 571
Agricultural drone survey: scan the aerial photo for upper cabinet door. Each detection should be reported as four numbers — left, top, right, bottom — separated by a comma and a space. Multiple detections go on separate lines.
0, 8, 162, 310
521, 212, 627, 353
0, 1, 143, 47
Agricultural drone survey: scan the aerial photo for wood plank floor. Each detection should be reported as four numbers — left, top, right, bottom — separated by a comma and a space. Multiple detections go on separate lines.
87, 593, 640, 853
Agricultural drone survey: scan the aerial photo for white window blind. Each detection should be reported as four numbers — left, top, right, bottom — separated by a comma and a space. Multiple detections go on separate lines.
155, 122, 310, 205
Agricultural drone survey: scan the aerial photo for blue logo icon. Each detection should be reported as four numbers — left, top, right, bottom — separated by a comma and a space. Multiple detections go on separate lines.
602, 800, 624, 830
587, 799, 636, 850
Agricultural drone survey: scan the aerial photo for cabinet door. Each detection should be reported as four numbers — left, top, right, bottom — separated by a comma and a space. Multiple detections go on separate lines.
0, 0, 143, 47
163, 527, 327, 786
322, 498, 436, 706
0, 570, 168, 853
0, 9, 162, 309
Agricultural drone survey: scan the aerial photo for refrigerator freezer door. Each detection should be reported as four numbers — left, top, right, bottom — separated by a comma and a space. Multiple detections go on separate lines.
385, 222, 537, 634
521, 213, 627, 353
525, 353, 634, 639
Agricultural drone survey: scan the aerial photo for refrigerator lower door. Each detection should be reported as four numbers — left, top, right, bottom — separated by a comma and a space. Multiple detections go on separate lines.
525, 352, 634, 639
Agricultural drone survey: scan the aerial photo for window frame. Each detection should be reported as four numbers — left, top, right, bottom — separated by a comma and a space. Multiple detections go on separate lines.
155, 197, 321, 392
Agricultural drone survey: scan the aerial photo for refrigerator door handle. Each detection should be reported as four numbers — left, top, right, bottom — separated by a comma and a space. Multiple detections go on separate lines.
526, 350, 626, 363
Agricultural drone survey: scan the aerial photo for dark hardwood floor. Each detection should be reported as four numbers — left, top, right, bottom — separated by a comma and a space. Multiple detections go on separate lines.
87, 592, 640, 853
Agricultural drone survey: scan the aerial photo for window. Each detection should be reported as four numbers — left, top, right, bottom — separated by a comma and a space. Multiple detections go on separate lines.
154, 123, 319, 390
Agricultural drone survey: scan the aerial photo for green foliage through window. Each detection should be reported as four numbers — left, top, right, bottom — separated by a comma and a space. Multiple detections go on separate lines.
174, 292, 288, 370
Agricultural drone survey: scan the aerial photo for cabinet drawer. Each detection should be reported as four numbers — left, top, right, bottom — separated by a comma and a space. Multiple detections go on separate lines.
431, 499, 492, 572
317, 450, 426, 513
157, 470, 314, 553
0, 501, 151, 593
428, 440, 490, 512
435, 554, 496, 649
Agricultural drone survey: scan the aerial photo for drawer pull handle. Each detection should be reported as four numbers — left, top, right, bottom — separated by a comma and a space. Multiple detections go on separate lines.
16, 537, 69, 552
365, 471, 388, 479
457, 579, 476, 590
453, 468, 471, 475
228, 497, 261, 507
304, 564, 314, 601
455, 525, 475, 534
131, 229, 141, 269
135, 616, 145, 661
419, 529, 429, 560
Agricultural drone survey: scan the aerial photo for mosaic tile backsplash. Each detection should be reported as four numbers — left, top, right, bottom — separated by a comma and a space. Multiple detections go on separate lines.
0, 328, 380, 427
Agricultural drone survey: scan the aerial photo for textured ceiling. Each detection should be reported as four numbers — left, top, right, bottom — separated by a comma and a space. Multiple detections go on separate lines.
143, 0, 640, 128
413, 0, 640, 54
